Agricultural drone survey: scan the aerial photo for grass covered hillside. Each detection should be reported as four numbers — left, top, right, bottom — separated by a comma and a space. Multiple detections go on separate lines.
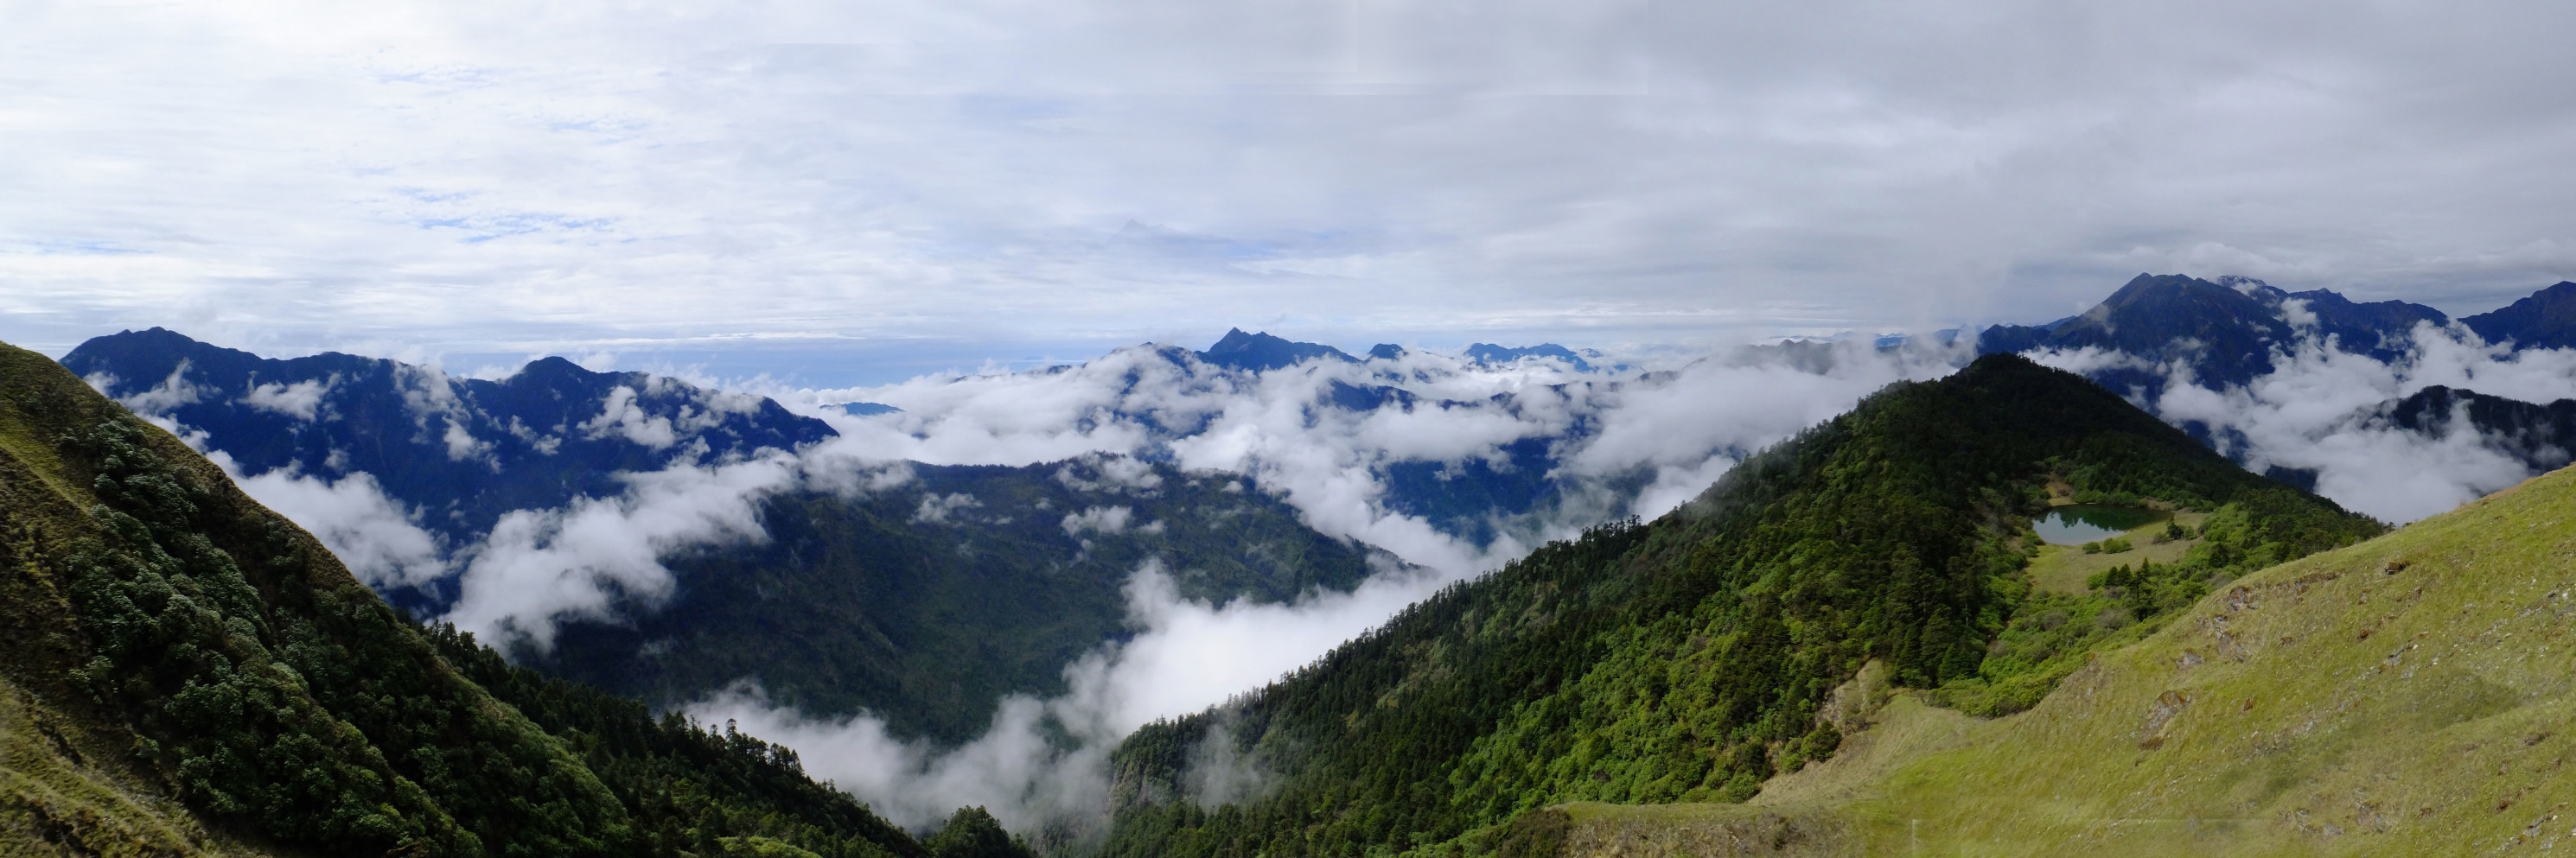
1098, 353, 2384, 858
0, 339, 927, 858
1553, 458, 2576, 855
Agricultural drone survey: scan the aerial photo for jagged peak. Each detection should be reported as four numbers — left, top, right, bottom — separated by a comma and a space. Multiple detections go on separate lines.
1196, 328, 1357, 372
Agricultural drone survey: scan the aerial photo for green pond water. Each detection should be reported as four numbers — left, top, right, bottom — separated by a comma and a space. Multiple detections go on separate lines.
2032, 505, 2167, 545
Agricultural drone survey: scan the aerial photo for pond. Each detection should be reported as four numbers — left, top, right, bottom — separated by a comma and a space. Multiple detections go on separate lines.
2032, 505, 2168, 545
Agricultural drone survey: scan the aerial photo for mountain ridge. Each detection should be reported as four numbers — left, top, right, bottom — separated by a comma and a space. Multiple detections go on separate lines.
0, 338, 930, 857
1545, 458, 2576, 855
2461, 279, 2576, 348
1096, 353, 2381, 858
58, 329, 1394, 745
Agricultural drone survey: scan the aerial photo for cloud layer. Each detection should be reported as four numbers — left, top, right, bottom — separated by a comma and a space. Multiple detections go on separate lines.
2031, 322, 2576, 523
120, 323, 2576, 836
678, 340, 1967, 833
8, 1, 2576, 380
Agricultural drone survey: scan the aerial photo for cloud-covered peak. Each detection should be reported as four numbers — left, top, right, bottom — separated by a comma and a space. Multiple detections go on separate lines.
61, 327, 836, 601
1196, 328, 1360, 373
1465, 342, 1595, 372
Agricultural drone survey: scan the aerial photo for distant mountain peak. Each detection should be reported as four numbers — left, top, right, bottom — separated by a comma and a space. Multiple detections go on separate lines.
2462, 280, 2576, 348
2214, 274, 2288, 302
1463, 342, 1592, 372
1196, 328, 1357, 372
1978, 273, 2447, 391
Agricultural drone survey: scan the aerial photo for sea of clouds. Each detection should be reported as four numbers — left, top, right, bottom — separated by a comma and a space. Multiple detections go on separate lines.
105, 322, 2576, 836
680, 340, 1968, 832
107, 336, 1962, 832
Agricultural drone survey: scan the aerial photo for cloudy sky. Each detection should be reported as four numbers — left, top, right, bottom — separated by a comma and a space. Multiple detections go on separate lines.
6, 0, 2574, 385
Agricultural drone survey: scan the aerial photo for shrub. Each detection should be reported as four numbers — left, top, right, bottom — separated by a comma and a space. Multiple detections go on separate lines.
2094, 606, 2133, 630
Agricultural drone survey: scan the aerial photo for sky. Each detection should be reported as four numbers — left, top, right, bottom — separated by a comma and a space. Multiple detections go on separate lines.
7, 0, 2576, 385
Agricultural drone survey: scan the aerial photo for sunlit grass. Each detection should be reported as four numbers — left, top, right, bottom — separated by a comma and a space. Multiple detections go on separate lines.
1559, 468, 2576, 855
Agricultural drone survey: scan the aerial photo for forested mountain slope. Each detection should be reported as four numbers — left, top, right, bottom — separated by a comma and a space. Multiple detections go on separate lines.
60, 328, 1386, 745
0, 340, 925, 857
1550, 451, 2576, 855
542, 458, 1388, 744
1097, 353, 2383, 858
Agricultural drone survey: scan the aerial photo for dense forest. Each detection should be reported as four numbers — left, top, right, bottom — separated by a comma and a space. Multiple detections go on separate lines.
0, 340, 938, 857
539, 456, 1387, 745
1097, 353, 2383, 858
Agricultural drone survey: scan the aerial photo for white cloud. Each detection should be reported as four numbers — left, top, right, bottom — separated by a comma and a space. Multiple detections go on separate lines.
911, 492, 982, 525
9, 1, 2576, 372
799, 339, 1963, 576
669, 340, 1972, 833
442, 420, 493, 462
685, 555, 1456, 834
1060, 505, 1133, 537
107, 363, 203, 417
1055, 454, 1165, 494
220, 459, 451, 589
434, 438, 924, 651
2030, 322, 2576, 524
578, 385, 681, 449
241, 378, 334, 420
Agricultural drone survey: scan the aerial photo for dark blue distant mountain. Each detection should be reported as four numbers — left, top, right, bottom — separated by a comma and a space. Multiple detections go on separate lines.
1366, 343, 1407, 360
2461, 281, 2576, 349
59, 328, 1387, 742
1464, 342, 1592, 372
2376, 385, 2576, 473
2288, 284, 2452, 357
1196, 328, 1357, 372
62, 327, 834, 561
1976, 274, 2447, 394
835, 402, 902, 416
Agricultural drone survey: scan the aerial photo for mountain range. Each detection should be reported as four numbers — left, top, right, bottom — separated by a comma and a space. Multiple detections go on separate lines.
1097, 353, 2384, 856
25, 270, 2576, 856
1973, 273, 2576, 486
55, 272, 2576, 746
65, 330, 1404, 745
0, 340, 937, 857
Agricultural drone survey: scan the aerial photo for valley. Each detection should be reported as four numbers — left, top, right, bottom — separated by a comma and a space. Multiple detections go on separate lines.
11, 271, 2576, 855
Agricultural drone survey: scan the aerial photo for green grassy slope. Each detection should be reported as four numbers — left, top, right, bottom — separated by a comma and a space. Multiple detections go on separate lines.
0, 340, 925, 858
1097, 354, 2383, 858
1556, 462, 2576, 855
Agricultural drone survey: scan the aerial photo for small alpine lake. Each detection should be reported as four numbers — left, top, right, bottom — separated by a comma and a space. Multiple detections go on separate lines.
2031, 505, 2168, 544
